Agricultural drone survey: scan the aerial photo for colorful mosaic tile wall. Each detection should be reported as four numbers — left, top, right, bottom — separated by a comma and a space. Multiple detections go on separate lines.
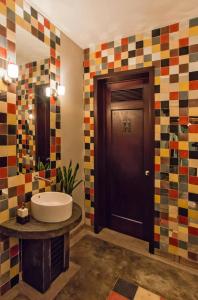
17, 58, 50, 173
83, 18, 198, 262
0, 0, 61, 295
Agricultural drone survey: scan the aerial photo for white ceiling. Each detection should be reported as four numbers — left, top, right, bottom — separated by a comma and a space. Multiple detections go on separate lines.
27, 0, 198, 49
16, 25, 49, 65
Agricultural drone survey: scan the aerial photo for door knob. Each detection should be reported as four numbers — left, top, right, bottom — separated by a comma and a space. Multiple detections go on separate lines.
145, 170, 150, 176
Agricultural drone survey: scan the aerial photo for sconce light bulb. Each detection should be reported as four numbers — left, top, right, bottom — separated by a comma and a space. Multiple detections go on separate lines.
46, 87, 51, 97
7, 63, 19, 79
57, 85, 65, 96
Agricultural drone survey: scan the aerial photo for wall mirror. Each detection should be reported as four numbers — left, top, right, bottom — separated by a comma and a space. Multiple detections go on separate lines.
16, 25, 50, 174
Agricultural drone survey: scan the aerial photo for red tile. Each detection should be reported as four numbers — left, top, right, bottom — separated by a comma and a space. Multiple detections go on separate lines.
179, 150, 188, 158
170, 141, 178, 149
0, 167, 7, 179
44, 18, 50, 29
169, 237, 178, 247
189, 124, 198, 133
17, 185, 25, 196
170, 92, 179, 100
121, 37, 128, 46
25, 173, 32, 183
179, 166, 188, 175
101, 43, 108, 50
189, 176, 198, 185
107, 291, 129, 300
169, 189, 178, 198
108, 62, 114, 69
170, 23, 179, 33
84, 117, 90, 123
189, 226, 198, 235
95, 51, 101, 58
10, 245, 19, 257
189, 80, 198, 90
160, 34, 169, 44
170, 57, 179, 65
8, 156, 16, 166
179, 37, 189, 47
0, 47, 7, 59
179, 215, 188, 225
161, 67, 169, 76
7, 103, 16, 114
50, 168, 56, 177
84, 60, 89, 67
179, 116, 188, 125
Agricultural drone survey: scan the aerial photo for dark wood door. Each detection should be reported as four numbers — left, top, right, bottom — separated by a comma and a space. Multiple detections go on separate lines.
106, 80, 152, 241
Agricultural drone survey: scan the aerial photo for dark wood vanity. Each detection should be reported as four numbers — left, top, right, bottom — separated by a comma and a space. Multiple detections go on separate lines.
0, 203, 82, 293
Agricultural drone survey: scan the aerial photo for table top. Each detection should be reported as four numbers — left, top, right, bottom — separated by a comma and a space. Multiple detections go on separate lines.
0, 202, 82, 240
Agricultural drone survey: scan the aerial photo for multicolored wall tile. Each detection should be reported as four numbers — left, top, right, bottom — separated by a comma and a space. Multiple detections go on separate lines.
83, 18, 198, 262
0, 0, 61, 295
17, 58, 50, 173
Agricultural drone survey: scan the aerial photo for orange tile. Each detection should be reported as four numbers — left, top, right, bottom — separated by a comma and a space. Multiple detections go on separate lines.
107, 291, 129, 300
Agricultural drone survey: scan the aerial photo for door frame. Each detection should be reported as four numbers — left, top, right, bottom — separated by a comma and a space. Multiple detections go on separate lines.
93, 67, 155, 253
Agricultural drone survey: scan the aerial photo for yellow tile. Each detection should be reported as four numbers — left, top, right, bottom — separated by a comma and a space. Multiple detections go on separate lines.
152, 44, 160, 52
7, 114, 17, 125
155, 76, 160, 85
8, 174, 25, 187
189, 26, 198, 36
155, 194, 160, 203
178, 142, 188, 150
161, 50, 170, 59
8, 197, 18, 209
1, 260, 10, 275
144, 39, 151, 47
188, 184, 198, 193
10, 237, 19, 248
189, 133, 198, 142
155, 179, 160, 188
25, 182, 32, 193
169, 173, 178, 182
10, 264, 19, 279
179, 82, 189, 91
169, 245, 178, 255
0, 210, 9, 224
85, 200, 91, 208
189, 159, 198, 168
189, 209, 198, 219
160, 149, 169, 157
178, 199, 188, 209
7, 0, 15, 10
154, 225, 160, 234
0, 2, 6, 15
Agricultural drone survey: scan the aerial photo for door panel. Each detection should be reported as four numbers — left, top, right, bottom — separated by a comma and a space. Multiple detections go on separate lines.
109, 108, 144, 237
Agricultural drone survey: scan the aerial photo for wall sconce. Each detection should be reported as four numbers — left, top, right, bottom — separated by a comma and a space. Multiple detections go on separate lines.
45, 85, 65, 98
2, 63, 19, 85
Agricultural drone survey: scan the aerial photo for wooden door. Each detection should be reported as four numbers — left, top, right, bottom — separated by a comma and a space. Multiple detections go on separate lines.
106, 81, 151, 240
94, 68, 154, 248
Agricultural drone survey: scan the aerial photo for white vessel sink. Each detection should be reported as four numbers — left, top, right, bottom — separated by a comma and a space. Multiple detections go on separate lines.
31, 192, 73, 223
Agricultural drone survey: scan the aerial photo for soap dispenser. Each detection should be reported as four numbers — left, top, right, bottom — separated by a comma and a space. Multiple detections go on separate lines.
16, 202, 30, 224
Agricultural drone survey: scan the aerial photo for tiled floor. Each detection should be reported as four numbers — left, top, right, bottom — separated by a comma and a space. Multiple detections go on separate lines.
56, 234, 198, 300
108, 278, 165, 300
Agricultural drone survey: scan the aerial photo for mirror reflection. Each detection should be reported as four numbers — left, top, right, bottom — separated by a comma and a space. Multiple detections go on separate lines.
16, 25, 50, 174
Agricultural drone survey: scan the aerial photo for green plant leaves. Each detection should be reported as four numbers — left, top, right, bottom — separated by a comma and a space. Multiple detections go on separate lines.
56, 161, 83, 195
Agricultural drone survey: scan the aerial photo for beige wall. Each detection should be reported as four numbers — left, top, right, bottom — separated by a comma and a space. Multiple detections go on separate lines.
60, 32, 84, 223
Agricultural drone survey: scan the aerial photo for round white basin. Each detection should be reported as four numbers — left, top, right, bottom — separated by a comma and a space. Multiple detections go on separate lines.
31, 192, 73, 223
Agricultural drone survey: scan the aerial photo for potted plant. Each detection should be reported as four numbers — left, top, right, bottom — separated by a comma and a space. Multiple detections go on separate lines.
56, 161, 83, 196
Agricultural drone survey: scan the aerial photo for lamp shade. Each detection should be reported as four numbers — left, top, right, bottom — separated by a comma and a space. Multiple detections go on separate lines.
57, 85, 65, 96
7, 63, 18, 79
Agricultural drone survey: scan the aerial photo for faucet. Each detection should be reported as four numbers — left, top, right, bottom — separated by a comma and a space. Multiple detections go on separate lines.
34, 175, 53, 184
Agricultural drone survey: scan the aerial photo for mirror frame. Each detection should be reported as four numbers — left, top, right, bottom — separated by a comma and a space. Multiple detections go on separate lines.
0, 0, 61, 188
